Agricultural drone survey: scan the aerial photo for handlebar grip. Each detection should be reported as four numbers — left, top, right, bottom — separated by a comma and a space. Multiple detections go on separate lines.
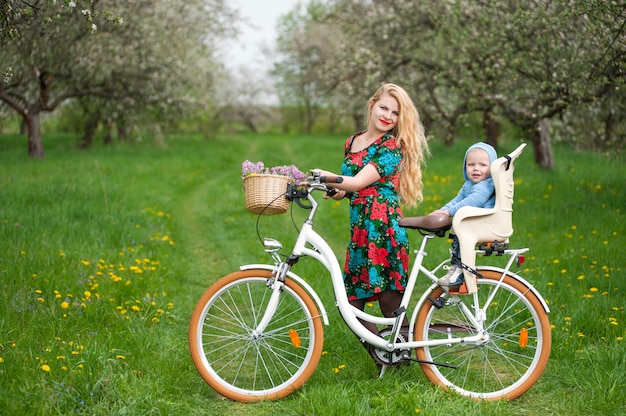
319, 175, 343, 184
326, 187, 338, 197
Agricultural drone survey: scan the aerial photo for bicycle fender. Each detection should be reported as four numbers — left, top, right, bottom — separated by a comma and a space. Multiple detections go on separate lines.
240, 264, 330, 325
477, 266, 551, 313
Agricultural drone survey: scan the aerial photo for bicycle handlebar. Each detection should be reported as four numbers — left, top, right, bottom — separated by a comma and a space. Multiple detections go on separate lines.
310, 168, 343, 185
285, 171, 342, 209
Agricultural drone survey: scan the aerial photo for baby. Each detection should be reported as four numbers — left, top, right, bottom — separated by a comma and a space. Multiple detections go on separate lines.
432, 142, 497, 286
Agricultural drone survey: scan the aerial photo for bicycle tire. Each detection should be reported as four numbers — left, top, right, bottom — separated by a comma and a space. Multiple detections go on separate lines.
414, 269, 551, 400
189, 269, 324, 402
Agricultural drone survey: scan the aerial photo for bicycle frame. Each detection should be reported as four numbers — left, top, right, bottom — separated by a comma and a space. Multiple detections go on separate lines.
240, 183, 549, 356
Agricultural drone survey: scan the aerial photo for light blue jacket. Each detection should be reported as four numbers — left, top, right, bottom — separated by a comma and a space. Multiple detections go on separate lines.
441, 142, 497, 217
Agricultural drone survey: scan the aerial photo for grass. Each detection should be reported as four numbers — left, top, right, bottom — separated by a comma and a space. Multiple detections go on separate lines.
0, 132, 624, 415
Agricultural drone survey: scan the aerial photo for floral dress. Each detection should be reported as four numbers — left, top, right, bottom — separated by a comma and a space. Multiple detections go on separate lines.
341, 132, 409, 301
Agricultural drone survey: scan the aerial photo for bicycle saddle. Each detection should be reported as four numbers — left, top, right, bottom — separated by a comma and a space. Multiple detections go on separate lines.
399, 214, 452, 237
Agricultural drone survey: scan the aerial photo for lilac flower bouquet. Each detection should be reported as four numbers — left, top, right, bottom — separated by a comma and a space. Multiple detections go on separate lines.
241, 160, 308, 185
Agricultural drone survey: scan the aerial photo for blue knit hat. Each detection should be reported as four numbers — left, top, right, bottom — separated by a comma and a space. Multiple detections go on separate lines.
463, 142, 498, 181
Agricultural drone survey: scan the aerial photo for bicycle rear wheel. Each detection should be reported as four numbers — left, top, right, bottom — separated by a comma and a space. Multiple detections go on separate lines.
189, 269, 324, 402
414, 269, 551, 400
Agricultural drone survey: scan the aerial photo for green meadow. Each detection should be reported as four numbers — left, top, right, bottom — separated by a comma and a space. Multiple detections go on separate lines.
0, 133, 624, 415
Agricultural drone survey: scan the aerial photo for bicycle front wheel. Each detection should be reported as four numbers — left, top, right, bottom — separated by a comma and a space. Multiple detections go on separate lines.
414, 269, 551, 400
189, 269, 324, 402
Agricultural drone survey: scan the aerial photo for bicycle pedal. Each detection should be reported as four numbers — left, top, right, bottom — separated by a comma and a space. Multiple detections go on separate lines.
428, 296, 446, 309
448, 282, 468, 295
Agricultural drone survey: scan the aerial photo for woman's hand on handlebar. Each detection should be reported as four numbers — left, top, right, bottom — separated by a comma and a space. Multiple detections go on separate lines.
310, 169, 344, 185
324, 188, 347, 200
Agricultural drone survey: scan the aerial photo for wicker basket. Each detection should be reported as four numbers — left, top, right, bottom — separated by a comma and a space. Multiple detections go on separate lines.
243, 174, 292, 215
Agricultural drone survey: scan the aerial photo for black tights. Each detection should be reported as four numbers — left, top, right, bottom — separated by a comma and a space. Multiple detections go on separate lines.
349, 290, 407, 335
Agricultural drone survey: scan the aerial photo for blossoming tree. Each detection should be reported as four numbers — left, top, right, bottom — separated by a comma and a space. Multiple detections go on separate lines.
0, 0, 238, 158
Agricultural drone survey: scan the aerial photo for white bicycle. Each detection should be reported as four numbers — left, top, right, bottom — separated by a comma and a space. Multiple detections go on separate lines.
189, 144, 551, 402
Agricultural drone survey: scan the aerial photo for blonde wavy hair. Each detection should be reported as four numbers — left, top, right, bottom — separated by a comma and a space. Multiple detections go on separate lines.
366, 83, 429, 208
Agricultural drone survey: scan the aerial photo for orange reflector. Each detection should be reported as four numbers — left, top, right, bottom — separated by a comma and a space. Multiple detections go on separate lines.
519, 327, 529, 348
289, 329, 301, 348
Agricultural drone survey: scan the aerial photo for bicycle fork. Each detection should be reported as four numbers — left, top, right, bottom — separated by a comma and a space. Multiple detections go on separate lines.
250, 260, 292, 338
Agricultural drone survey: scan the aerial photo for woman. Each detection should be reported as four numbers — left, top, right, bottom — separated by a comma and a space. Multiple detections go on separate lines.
318, 83, 429, 341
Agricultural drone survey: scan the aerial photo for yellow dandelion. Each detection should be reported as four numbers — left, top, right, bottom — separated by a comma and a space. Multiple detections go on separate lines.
81, 260, 90, 266
41, 364, 51, 372
131, 305, 140, 312
116, 355, 125, 360
577, 275, 585, 281
590, 287, 598, 292
553, 259, 559, 264
61, 301, 69, 309
0, 357, 4, 363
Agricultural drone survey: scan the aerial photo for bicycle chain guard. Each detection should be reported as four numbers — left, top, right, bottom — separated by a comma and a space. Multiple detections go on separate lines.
368, 328, 411, 367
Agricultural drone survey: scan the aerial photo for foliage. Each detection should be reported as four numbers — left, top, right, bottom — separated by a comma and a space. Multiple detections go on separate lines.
0, 132, 624, 415
273, 0, 626, 166
0, 0, 239, 157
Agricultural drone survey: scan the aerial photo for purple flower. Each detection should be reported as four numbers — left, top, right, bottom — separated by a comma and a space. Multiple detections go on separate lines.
241, 160, 307, 184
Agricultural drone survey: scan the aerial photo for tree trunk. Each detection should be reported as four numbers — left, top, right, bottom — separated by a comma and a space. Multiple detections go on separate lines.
482, 107, 499, 148
443, 123, 455, 146
103, 120, 113, 145
25, 113, 45, 159
80, 116, 98, 148
600, 110, 613, 151
118, 123, 128, 141
352, 113, 362, 132
531, 118, 555, 169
